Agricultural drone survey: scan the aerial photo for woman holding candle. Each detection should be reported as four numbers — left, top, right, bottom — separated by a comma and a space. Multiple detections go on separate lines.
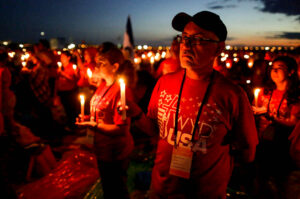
57, 51, 79, 129
252, 56, 300, 198
76, 43, 133, 199
75, 48, 98, 114
252, 56, 300, 134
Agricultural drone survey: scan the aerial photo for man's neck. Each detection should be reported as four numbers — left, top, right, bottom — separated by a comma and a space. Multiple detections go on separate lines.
186, 68, 213, 81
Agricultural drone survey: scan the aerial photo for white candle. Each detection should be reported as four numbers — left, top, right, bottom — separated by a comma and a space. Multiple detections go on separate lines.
79, 94, 85, 121
254, 88, 261, 107
119, 78, 126, 120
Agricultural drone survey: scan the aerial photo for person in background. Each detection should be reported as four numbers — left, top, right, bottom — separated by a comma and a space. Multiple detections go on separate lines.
57, 51, 79, 129
34, 40, 57, 97
155, 36, 181, 79
252, 56, 300, 199
124, 11, 258, 198
76, 43, 134, 199
75, 47, 98, 115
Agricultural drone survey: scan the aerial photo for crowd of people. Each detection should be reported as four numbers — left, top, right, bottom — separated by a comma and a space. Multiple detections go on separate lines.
0, 10, 300, 199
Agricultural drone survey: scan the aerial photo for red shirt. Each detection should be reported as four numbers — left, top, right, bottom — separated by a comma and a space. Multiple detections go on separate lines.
57, 63, 77, 91
90, 80, 134, 162
147, 69, 258, 198
77, 62, 95, 87
256, 88, 300, 134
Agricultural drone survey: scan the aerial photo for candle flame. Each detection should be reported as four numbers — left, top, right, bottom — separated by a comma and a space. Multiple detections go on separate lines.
8, 52, 15, 58
248, 61, 253, 68
73, 64, 77, 70
150, 57, 155, 64
119, 78, 125, 84
226, 62, 231, 69
57, 62, 62, 68
87, 68, 92, 78
24, 53, 30, 59
254, 88, 261, 97
22, 61, 27, 67
79, 95, 85, 104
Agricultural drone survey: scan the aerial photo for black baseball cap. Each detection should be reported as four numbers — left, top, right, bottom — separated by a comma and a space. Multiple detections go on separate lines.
172, 11, 227, 41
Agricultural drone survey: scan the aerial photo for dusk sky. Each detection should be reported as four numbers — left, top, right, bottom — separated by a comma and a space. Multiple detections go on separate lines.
1, 0, 300, 46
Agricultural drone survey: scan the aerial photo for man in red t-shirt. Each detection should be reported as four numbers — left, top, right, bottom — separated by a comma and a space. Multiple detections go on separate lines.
129, 11, 258, 199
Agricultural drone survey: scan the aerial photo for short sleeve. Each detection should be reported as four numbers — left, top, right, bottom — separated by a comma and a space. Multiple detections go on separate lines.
232, 87, 259, 160
147, 77, 162, 119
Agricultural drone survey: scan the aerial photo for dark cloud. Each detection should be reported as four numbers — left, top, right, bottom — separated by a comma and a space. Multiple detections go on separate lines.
207, 0, 300, 22
226, 37, 236, 41
259, 0, 300, 16
209, 5, 224, 9
268, 32, 300, 40
208, 5, 237, 9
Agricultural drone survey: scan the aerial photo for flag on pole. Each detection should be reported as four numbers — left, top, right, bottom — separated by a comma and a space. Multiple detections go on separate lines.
123, 16, 135, 60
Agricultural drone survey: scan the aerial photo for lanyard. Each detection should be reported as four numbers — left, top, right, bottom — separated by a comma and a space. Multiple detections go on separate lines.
267, 89, 286, 118
91, 81, 116, 115
174, 69, 215, 148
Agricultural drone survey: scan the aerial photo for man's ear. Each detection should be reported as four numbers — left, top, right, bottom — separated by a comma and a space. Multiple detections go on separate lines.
113, 63, 119, 73
216, 41, 225, 56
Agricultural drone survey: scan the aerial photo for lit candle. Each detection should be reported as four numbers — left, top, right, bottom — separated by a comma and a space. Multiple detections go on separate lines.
79, 94, 85, 121
226, 62, 231, 69
248, 58, 254, 68
24, 53, 30, 59
150, 57, 155, 73
119, 78, 126, 120
73, 64, 77, 70
57, 62, 62, 70
87, 68, 92, 79
22, 61, 27, 68
8, 52, 15, 58
254, 88, 261, 107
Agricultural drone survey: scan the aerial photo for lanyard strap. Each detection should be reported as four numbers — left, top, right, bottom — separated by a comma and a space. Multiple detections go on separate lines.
174, 70, 215, 148
174, 69, 186, 148
91, 81, 116, 112
267, 90, 286, 118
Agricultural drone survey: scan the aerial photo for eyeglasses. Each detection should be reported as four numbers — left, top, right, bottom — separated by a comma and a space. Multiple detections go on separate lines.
176, 34, 219, 45
270, 67, 287, 73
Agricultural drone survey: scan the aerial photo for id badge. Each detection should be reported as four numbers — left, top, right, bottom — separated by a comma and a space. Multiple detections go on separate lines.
169, 147, 193, 179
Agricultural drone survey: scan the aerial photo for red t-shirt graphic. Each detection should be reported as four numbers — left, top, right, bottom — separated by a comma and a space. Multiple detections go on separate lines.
147, 69, 258, 198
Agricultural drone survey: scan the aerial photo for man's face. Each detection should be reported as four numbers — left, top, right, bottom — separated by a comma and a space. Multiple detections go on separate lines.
179, 21, 224, 72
